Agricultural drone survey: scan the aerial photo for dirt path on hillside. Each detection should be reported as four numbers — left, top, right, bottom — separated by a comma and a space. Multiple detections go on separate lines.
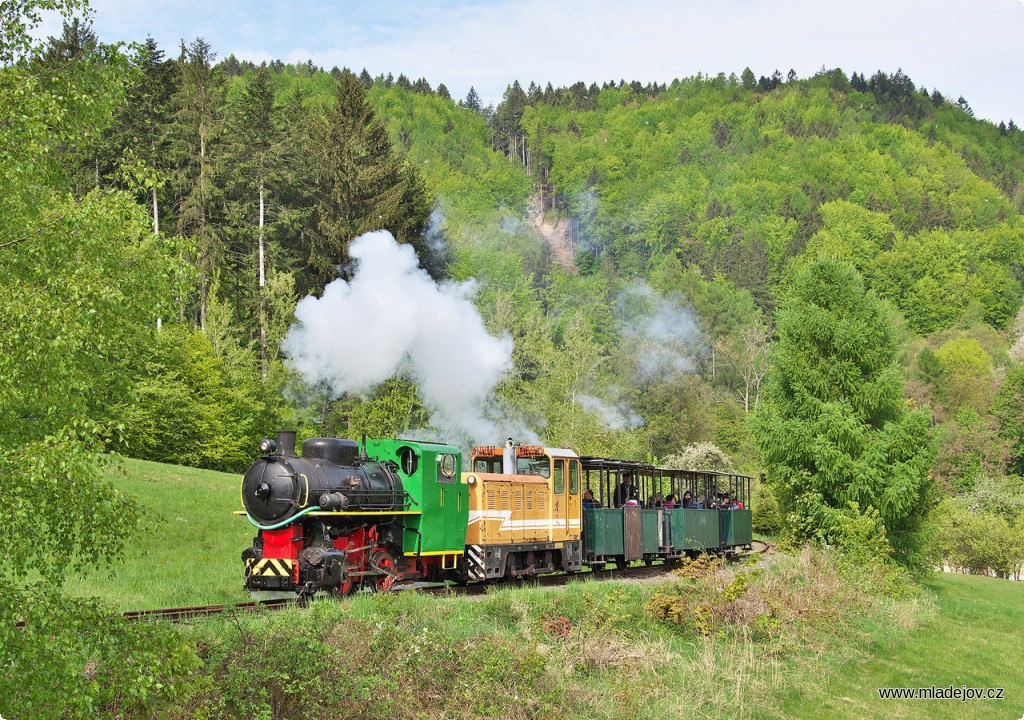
526, 195, 575, 271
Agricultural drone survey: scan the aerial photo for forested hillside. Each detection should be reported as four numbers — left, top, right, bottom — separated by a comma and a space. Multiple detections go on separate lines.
14, 20, 1024, 548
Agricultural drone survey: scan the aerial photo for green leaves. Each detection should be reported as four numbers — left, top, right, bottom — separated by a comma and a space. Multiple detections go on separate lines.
753, 260, 935, 566
0, 583, 199, 718
0, 421, 143, 583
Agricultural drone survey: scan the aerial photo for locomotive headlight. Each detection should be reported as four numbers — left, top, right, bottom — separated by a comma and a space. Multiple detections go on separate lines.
467, 475, 477, 486
258, 437, 277, 454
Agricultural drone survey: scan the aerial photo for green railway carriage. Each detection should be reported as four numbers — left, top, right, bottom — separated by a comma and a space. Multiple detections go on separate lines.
665, 508, 720, 550
579, 457, 753, 564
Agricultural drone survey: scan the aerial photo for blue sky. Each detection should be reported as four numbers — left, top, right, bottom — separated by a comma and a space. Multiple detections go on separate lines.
47, 0, 1024, 124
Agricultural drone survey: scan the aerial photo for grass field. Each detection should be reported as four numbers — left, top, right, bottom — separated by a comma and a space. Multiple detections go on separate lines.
65, 457, 1024, 718
63, 456, 252, 609
778, 573, 1023, 720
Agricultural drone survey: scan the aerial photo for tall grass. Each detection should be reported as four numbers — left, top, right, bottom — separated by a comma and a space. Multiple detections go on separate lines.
173, 549, 931, 719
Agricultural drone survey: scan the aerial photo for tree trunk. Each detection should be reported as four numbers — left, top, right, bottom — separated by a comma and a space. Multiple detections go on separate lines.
152, 186, 159, 235
198, 131, 207, 332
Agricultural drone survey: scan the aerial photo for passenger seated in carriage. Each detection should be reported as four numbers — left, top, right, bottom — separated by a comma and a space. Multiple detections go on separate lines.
582, 488, 601, 510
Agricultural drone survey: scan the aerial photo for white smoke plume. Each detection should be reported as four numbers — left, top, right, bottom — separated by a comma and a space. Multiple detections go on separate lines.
576, 394, 644, 431
618, 282, 701, 379
282, 230, 513, 440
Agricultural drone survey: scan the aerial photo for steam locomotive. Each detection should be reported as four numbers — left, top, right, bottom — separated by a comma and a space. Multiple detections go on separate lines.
239, 431, 753, 596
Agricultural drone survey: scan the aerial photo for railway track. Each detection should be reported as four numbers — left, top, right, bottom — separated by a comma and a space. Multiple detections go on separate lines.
12, 599, 293, 629
17, 543, 774, 629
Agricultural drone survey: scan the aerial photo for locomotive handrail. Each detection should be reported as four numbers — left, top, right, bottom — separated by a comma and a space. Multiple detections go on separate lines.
233, 510, 423, 517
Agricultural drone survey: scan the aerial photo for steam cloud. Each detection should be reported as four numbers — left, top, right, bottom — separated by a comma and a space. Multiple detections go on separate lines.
282, 230, 513, 440
576, 394, 644, 431
571, 283, 702, 433
619, 283, 701, 379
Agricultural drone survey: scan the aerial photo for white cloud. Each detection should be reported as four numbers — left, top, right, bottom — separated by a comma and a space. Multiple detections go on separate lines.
73, 0, 1024, 123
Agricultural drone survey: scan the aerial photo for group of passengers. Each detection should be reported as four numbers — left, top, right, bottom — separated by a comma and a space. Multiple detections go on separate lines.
649, 491, 742, 510
582, 474, 744, 510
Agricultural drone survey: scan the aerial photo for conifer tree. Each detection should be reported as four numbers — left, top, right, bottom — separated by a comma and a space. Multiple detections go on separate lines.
224, 64, 283, 378
304, 69, 432, 295
169, 37, 225, 329
752, 260, 934, 566
107, 36, 176, 233
740, 67, 756, 89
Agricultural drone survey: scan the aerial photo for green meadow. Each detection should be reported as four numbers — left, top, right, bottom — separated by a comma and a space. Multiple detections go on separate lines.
59, 458, 1024, 718
779, 573, 1023, 720
64, 457, 252, 610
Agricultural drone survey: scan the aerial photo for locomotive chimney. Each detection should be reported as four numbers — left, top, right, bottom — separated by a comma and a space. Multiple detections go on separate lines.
503, 437, 516, 475
276, 430, 297, 457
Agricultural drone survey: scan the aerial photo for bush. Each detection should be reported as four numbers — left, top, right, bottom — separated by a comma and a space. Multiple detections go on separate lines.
115, 325, 277, 472
751, 478, 782, 535
0, 586, 199, 719
932, 497, 1024, 579
663, 442, 736, 472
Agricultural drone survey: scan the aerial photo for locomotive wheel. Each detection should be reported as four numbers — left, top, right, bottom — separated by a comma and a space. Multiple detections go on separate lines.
370, 550, 398, 592
334, 577, 355, 596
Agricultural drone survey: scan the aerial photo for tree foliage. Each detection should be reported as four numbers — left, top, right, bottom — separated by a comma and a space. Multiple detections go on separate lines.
303, 69, 433, 295
0, 4, 196, 715
752, 260, 934, 566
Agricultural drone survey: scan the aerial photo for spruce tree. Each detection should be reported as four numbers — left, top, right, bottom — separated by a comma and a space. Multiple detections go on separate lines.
752, 260, 934, 566
107, 36, 176, 233
169, 37, 225, 329
304, 69, 432, 295
223, 64, 285, 378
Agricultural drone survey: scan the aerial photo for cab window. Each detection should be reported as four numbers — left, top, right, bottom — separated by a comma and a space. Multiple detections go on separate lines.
569, 460, 579, 494
437, 453, 458, 484
516, 457, 551, 478
474, 457, 499, 473
553, 460, 565, 494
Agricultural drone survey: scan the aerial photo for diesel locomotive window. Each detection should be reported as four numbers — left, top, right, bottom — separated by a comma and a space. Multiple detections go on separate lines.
398, 447, 419, 476
569, 460, 579, 494
438, 453, 458, 483
474, 457, 500, 473
553, 460, 565, 494
516, 456, 551, 478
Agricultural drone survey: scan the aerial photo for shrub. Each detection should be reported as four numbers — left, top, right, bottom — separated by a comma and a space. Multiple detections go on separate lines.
663, 442, 736, 472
